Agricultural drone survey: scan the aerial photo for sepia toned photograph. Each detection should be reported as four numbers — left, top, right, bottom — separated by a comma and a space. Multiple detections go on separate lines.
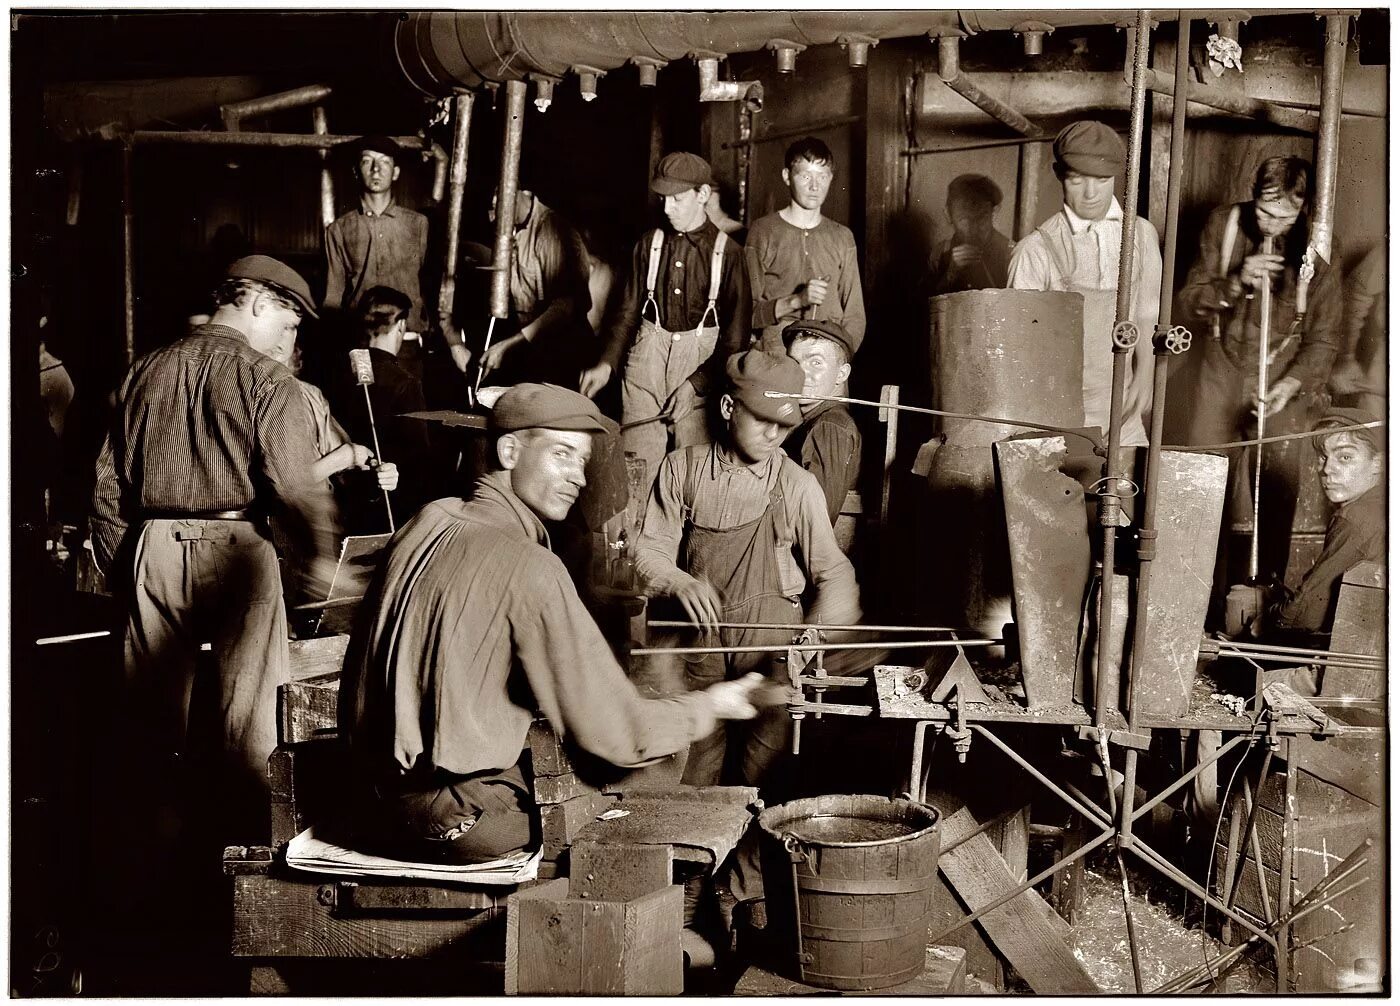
10, 8, 1389, 996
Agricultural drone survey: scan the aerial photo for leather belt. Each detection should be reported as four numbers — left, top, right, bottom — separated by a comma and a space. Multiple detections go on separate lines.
142, 508, 255, 522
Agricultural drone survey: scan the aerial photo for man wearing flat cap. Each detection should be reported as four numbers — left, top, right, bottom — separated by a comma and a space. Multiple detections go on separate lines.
338, 383, 769, 864
635, 350, 860, 898
932, 173, 1013, 294
782, 319, 863, 525
324, 135, 447, 366
1008, 120, 1162, 447
586, 151, 752, 491
92, 256, 339, 914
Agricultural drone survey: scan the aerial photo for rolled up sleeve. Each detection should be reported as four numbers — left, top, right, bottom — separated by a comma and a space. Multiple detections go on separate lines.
634, 453, 691, 596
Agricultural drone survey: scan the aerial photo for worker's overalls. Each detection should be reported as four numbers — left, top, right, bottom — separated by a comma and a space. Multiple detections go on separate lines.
670, 448, 804, 902
1042, 217, 1149, 448
620, 230, 728, 490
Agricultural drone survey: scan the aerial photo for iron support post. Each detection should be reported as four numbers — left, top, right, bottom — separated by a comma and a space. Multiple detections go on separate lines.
489, 80, 527, 320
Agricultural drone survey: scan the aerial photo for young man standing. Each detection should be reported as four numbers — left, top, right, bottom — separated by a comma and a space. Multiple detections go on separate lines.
782, 319, 862, 525
1008, 121, 1161, 448
745, 137, 867, 356
586, 152, 752, 489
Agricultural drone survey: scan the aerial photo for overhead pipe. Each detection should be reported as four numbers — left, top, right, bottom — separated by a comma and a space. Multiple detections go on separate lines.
1139, 67, 1317, 132
220, 83, 333, 131
1308, 14, 1350, 268
131, 130, 429, 151
394, 11, 1161, 95
436, 92, 474, 338
312, 105, 335, 229
697, 56, 763, 109
935, 35, 1042, 138
489, 79, 527, 320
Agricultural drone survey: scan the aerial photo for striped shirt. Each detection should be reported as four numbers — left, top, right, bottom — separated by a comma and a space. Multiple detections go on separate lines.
91, 324, 335, 572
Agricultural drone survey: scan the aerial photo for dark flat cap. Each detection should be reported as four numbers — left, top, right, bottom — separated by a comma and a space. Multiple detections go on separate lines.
225, 255, 318, 318
491, 383, 616, 435
651, 152, 712, 196
947, 173, 1003, 208
354, 134, 402, 163
1314, 407, 1384, 451
1053, 121, 1124, 178
782, 318, 859, 361
726, 350, 804, 427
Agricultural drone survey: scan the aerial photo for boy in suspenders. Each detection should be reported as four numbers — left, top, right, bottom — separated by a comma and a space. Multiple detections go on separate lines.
586, 153, 752, 490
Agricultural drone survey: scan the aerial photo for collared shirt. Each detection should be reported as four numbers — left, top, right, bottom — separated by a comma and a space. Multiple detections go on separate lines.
337, 470, 719, 783
1178, 202, 1342, 390
324, 198, 430, 330
511, 196, 591, 332
91, 324, 336, 572
635, 444, 860, 626
745, 213, 866, 352
296, 379, 350, 459
600, 219, 751, 393
783, 401, 862, 525
1273, 485, 1385, 634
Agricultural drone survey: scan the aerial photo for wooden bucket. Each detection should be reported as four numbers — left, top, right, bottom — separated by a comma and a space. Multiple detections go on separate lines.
757, 795, 941, 991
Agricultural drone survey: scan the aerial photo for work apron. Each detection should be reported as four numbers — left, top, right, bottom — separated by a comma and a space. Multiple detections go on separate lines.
1047, 223, 1149, 448
675, 449, 804, 793
620, 230, 727, 489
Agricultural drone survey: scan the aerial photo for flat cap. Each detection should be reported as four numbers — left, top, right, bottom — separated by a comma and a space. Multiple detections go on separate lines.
651, 151, 712, 196
491, 382, 617, 435
1053, 121, 1124, 178
782, 318, 859, 361
725, 350, 805, 427
225, 255, 318, 318
947, 173, 1003, 208
1314, 407, 1384, 452
354, 134, 402, 163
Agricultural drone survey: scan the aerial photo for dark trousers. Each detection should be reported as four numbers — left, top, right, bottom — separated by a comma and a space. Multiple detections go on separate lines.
365, 765, 535, 865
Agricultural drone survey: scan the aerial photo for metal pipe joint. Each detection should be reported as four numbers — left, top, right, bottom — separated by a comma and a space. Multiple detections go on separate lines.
696, 56, 764, 110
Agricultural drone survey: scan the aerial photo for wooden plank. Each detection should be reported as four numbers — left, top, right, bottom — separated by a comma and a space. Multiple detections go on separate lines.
526, 719, 574, 777
569, 842, 672, 902
540, 792, 617, 860
533, 771, 602, 806
231, 873, 502, 958
734, 945, 967, 995
279, 681, 339, 745
621, 886, 684, 995
288, 635, 350, 683
931, 796, 1100, 993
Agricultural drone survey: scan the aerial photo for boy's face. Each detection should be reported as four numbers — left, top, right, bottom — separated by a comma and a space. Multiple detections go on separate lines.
1253, 193, 1304, 238
783, 157, 834, 212
722, 395, 788, 465
1318, 432, 1382, 505
948, 195, 994, 242
787, 336, 850, 415
357, 150, 399, 195
663, 186, 709, 234
1061, 170, 1115, 221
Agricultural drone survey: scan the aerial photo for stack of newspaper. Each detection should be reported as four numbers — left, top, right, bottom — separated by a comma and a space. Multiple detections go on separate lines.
286, 826, 540, 886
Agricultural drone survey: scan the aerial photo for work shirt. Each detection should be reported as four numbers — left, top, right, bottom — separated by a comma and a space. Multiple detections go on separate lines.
745, 213, 866, 353
1179, 202, 1342, 391
324, 198, 430, 331
600, 219, 751, 394
338, 470, 719, 783
91, 323, 335, 573
635, 444, 861, 627
1272, 485, 1385, 634
511, 196, 591, 334
297, 380, 350, 459
931, 228, 1013, 294
783, 401, 862, 525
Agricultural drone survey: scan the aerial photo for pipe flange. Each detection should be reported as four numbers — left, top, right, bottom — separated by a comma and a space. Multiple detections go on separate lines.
1112, 320, 1139, 350
1164, 325, 1193, 355
629, 55, 668, 88
836, 33, 878, 67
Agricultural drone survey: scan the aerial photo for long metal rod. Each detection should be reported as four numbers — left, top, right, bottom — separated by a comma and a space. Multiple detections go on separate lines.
1213, 648, 1382, 671
1130, 732, 1251, 823
1242, 782, 1277, 925
1167, 418, 1384, 452
647, 619, 962, 634
719, 113, 863, 150
121, 142, 136, 365
972, 725, 1110, 828
1093, 12, 1150, 728
1250, 234, 1275, 581
927, 826, 1116, 943
1126, 840, 1276, 942
1219, 638, 1386, 663
438, 92, 475, 340
489, 80, 527, 319
221, 83, 333, 130
1224, 749, 1275, 916
132, 129, 428, 151
629, 637, 999, 657
762, 391, 1103, 450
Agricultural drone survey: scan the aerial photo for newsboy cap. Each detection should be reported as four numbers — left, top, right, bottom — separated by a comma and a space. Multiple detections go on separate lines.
947, 173, 1003, 209
491, 383, 616, 435
354, 134, 403, 164
225, 255, 319, 318
651, 152, 713, 196
1053, 121, 1124, 178
725, 351, 805, 427
1314, 407, 1384, 453
782, 318, 859, 361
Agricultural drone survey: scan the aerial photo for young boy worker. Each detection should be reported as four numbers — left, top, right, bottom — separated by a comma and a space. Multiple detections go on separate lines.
782, 319, 862, 525
634, 350, 861, 903
745, 137, 866, 356
338, 383, 770, 865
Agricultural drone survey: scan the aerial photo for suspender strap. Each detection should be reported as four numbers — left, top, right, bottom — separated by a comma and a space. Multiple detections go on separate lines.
1219, 204, 1241, 279
700, 230, 727, 329
642, 230, 664, 324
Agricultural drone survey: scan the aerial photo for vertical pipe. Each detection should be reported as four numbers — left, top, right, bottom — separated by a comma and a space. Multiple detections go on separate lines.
737, 105, 753, 223
1276, 738, 1298, 991
438, 92, 475, 334
1310, 15, 1348, 266
312, 106, 335, 230
1093, 12, 1150, 728
1015, 142, 1041, 241
121, 142, 136, 366
489, 80, 527, 320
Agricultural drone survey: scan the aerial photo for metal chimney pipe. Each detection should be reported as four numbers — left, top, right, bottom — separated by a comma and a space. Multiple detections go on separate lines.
489, 80, 527, 320
438, 92, 474, 338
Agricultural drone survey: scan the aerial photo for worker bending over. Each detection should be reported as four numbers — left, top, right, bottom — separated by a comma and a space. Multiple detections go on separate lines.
338, 384, 767, 864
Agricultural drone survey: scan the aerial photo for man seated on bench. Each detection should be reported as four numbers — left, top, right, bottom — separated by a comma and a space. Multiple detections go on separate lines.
338, 383, 771, 864
1255, 406, 1385, 646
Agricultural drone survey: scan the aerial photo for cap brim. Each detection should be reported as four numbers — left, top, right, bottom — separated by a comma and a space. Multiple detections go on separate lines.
650, 178, 695, 196
1058, 154, 1119, 178
737, 390, 803, 427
